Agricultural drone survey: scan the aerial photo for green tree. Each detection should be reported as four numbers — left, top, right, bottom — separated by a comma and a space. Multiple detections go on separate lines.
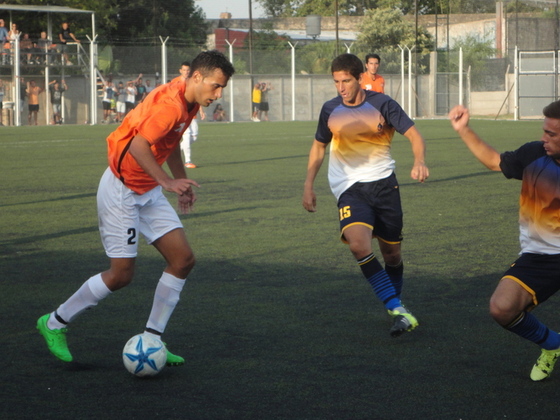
256, 0, 379, 17
354, 8, 433, 74
298, 41, 339, 74
255, 0, 497, 17
5, 0, 207, 44
505, 1, 545, 13
444, 0, 497, 14
447, 34, 497, 90
240, 29, 293, 74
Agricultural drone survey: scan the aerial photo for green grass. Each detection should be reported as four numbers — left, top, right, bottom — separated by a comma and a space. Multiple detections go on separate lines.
2, 119, 559, 419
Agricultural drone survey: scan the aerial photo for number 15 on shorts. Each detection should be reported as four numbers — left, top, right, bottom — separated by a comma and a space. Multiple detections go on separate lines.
339, 206, 351, 221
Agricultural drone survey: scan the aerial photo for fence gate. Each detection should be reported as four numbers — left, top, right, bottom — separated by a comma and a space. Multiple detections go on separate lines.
517, 50, 558, 119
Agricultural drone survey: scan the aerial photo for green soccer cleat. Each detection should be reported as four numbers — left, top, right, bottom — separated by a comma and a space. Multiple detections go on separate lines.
163, 343, 185, 366
530, 347, 560, 381
389, 310, 419, 337
36, 314, 73, 362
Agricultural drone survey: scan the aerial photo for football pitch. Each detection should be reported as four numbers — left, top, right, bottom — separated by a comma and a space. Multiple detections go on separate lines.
2, 118, 559, 419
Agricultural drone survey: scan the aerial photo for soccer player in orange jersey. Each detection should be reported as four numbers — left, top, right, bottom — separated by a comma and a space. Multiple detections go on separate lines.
37, 51, 235, 366
360, 53, 385, 94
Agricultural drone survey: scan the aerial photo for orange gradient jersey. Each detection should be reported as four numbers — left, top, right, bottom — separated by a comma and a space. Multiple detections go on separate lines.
360, 72, 385, 94
107, 76, 199, 194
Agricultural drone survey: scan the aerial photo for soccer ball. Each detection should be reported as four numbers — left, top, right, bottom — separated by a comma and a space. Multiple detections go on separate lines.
122, 334, 167, 377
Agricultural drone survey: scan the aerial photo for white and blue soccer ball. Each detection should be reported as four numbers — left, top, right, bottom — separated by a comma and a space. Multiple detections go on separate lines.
122, 334, 167, 377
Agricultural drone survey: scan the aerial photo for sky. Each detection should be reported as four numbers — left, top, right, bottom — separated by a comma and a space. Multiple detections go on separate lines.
197, 0, 266, 20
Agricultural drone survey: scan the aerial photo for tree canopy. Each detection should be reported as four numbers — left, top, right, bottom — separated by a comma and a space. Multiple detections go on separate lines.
0, 0, 208, 45
255, 0, 499, 17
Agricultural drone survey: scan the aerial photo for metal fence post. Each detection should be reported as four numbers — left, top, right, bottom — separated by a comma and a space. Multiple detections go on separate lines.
226, 39, 236, 122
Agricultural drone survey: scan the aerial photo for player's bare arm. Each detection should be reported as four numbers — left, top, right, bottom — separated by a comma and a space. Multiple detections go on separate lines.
167, 147, 198, 214
303, 140, 328, 212
128, 134, 200, 196
403, 126, 429, 183
449, 105, 502, 171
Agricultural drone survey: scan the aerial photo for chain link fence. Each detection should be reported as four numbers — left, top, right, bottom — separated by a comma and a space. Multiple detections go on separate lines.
3, 9, 560, 126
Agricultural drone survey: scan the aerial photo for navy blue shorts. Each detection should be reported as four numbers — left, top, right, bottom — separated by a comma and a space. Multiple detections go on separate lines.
503, 253, 560, 307
337, 173, 403, 244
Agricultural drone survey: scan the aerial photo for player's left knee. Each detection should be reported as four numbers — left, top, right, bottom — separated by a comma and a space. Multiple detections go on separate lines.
172, 252, 195, 279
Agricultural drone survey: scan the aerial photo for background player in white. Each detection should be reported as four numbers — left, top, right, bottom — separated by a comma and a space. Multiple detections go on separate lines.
302, 53, 429, 337
180, 60, 206, 168
449, 102, 560, 381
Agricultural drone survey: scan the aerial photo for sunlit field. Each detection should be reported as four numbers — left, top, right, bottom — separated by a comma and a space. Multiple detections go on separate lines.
3, 118, 558, 419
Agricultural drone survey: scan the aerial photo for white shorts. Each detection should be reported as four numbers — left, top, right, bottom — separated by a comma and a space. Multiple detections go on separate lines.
116, 101, 125, 113
97, 167, 183, 258
185, 118, 198, 140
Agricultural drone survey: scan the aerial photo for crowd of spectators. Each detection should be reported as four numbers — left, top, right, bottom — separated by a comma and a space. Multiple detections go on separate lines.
1, 20, 79, 66
98, 73, 162, 124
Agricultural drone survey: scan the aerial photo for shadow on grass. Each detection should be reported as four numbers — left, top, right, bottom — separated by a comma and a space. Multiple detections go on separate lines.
3, 249, 560, 420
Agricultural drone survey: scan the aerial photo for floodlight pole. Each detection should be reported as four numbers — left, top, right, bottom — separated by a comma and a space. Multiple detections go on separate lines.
406, 46, 415, 116
459, 47, 463, 105
13, 34, 21, 126
514, 45, 519, 121
44, 60, 50, 126
225, 39, 236, 122
288, 41, 298, 121
160, 36, 169, 83
398, 45, 405, 109
87, 35, 98, 125
335, 0, 339, 56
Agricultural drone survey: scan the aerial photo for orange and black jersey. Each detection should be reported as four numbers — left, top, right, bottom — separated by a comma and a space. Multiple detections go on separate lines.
315, 90, 414, 199
500, 141, 560, 254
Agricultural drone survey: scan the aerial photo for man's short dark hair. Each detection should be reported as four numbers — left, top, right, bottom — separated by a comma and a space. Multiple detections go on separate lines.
181, 61, 190, 67
331, 53, 363, 81
189, 50, 235, 79
365, 53, 381, 64
543, 100, 560, 119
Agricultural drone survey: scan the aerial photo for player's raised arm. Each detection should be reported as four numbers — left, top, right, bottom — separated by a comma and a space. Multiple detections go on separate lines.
302, 140, 328, 212
448, 105, 502, 171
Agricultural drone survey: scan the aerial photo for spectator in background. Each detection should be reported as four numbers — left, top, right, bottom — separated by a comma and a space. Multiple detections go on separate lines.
36, 31, 54, 65
213, 103, 226, 122
8, 22, 19, 41
124, 80, 137, 116
135, 75, 147, 105
145, 79, 154, 94
48, 79, 67, 125
360, 53, 385, 94
58, 22, 80, 65
258, 82, 272, 122
251, 82, 261, 122
7, 22, 20, 65
115, 81, 126, 123
20, 33, 33, 64
0, 19, 8, 43
102, 80, 117, 123
26, 79, 43, 125
0, 20, 8, 65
